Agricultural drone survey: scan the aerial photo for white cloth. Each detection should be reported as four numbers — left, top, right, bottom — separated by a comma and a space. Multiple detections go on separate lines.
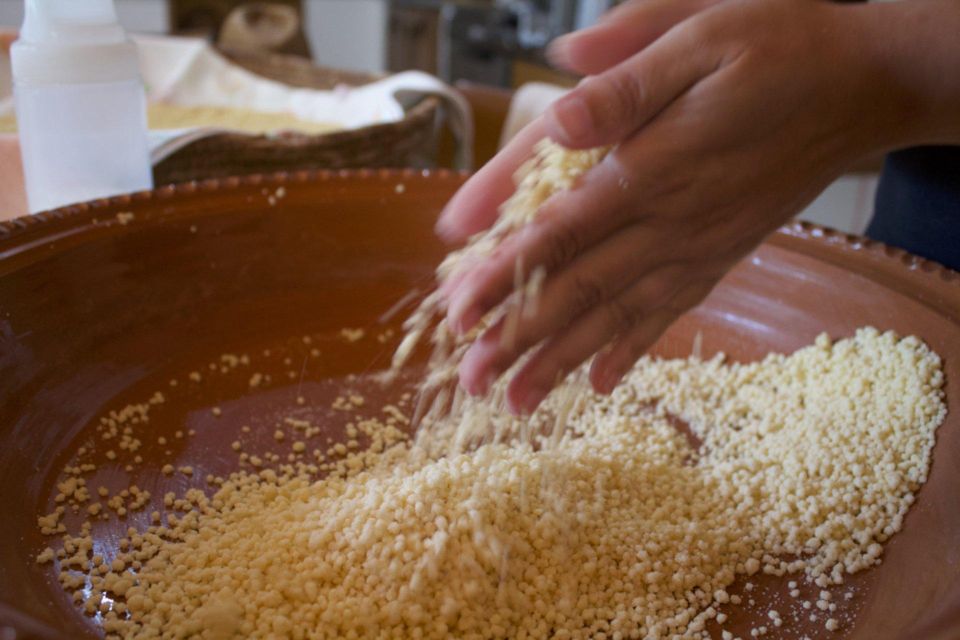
499, 82, 568, 149
1, 35, 475, 170
137, 35, 474, 169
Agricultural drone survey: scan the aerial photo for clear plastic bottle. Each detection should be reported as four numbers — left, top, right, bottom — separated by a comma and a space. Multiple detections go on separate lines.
11, 0, 153, 213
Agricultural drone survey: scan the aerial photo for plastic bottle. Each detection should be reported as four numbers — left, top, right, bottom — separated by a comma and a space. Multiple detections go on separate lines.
11, 0, 153, 213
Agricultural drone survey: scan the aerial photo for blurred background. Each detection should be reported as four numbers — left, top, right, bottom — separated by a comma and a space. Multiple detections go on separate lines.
0, 0, 613, 81
0, 0, 877, 231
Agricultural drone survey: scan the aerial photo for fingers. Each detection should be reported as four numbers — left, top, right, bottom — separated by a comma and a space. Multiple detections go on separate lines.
548, 0, 723, 76
455, 222, 668, 394
583, 310, 678, 397
588, 279, 716, 393
500, 265, 691, 414
435, 118, 548, 244
445, 156, 634, 334
545, 23, 725, 150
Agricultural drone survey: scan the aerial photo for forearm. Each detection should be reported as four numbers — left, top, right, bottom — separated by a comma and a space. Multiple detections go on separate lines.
849, 0, 960, 148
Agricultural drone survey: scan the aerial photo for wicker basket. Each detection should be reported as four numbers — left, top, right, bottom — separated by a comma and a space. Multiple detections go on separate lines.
152, 49, 442, 185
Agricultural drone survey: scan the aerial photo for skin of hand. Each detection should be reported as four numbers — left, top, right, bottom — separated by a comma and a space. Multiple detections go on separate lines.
435, 0, 960, 414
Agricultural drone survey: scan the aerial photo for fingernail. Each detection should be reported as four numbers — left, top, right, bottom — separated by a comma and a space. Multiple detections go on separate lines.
546, 35, 573, 69
550, 93, 592, 145
460, 360, 497, 397
435, 214, 456, 242
449, 310, 479, 337
457, 307, 483, 335
596, 369, 623, 395
462, 374, 491, 397
437, 271, 465, 301
446, 292, 474, 335
435, 203, 464, 242
448, 281, 487, 335
479, 371, 498, 396
437, 277, 454, 299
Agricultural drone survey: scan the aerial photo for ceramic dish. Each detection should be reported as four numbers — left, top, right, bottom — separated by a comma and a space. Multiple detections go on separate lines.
0, 171, 958, 639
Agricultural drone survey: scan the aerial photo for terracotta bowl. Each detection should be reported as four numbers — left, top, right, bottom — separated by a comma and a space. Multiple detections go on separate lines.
0, 171, 958, 640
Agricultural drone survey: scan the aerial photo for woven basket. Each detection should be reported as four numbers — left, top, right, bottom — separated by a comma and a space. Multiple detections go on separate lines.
152, 49, 441, 185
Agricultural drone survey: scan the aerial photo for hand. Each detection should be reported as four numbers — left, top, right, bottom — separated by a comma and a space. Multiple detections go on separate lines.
436, 0, 911, 414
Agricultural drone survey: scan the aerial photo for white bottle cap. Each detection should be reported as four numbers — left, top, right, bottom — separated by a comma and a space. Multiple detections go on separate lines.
12, 0, 140, 86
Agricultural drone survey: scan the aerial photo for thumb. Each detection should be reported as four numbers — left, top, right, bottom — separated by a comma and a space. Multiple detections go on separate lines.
548, 0, 722, 76
545, 25, 723, 150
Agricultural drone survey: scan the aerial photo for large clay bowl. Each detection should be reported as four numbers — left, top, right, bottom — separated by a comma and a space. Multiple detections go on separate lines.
0, 171, 958, 639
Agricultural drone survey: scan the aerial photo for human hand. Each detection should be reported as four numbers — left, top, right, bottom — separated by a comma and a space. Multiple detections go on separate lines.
436, 0, 907, 413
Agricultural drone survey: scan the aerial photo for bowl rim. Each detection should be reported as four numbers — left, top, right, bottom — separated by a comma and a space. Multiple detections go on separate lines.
0, 169, 958, 639
0, 169, 957, 307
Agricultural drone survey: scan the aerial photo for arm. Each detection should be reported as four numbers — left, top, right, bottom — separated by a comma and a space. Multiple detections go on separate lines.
437, 0, 960, 413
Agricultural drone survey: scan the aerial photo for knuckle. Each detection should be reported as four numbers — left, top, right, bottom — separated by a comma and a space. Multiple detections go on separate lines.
604, 297, 638, 336
543, 219, 584, 269
594, 71, 645, 126
682, 12, 722, 48
568, 274, 608, 315
646, 272, 677, 309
